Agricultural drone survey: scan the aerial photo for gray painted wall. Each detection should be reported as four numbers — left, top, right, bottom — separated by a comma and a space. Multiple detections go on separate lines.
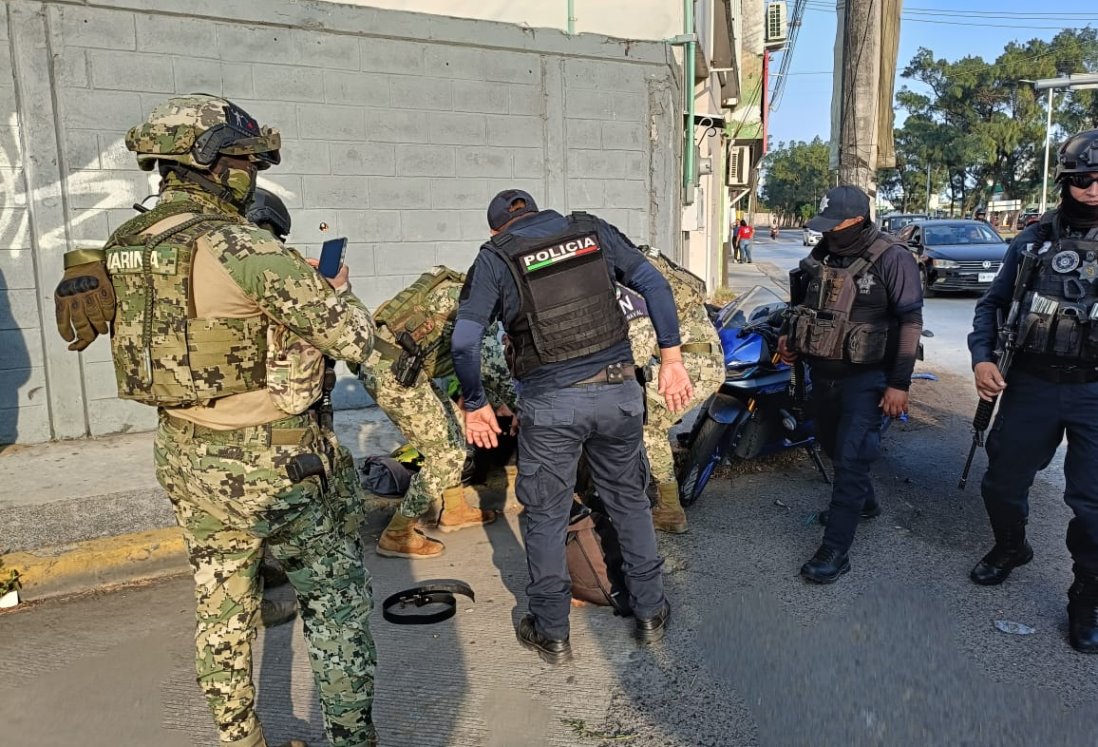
0, 0, 681, 444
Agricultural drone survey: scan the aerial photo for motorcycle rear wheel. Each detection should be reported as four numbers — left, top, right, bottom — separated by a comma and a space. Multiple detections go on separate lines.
678, 416, 729, 507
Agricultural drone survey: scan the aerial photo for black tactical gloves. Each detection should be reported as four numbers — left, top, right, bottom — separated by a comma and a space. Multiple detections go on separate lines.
55, 249, 116, 351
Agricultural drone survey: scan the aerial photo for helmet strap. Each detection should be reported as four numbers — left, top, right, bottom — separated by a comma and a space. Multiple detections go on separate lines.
161, 162, 245, 213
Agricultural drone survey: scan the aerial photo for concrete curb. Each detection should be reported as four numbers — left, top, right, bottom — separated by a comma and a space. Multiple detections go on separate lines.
2, 527, 190, 603
754, 261, 791, 290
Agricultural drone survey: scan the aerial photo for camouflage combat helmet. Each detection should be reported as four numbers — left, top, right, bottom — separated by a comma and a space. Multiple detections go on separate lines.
1056, 128, 1098, 181
125, 94, 280, 173
246, 187, 292, 240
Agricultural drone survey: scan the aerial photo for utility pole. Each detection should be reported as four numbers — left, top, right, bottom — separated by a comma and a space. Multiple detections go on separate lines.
925, 161, 931, 214
832, 0, 902, 203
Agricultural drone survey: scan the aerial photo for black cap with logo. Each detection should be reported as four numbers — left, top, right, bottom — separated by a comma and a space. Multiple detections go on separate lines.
487, 189, 539, 231
805, 186, 871, 232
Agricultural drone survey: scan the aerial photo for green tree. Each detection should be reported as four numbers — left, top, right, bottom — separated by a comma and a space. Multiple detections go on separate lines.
894, 29, 1098, 214
760, 137, 831, 225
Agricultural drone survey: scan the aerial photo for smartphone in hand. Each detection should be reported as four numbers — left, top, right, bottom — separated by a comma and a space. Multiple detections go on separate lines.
318, 237, 347, 278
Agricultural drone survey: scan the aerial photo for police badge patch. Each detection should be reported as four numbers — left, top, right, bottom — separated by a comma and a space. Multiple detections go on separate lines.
1052, 250, 1080, 274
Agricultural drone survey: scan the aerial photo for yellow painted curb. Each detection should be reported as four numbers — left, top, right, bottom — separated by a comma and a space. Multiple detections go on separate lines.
2, 527, 190, 602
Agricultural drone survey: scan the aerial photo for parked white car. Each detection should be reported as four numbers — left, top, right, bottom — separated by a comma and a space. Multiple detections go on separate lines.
803, 227, 821, 246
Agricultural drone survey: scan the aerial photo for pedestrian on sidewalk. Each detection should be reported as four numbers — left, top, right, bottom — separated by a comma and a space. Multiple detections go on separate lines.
967, 128, 1098, 653
737, 219, 755, 263
452, 189, 693, 664
778, 185, 923, 584
54, 95, 378, 747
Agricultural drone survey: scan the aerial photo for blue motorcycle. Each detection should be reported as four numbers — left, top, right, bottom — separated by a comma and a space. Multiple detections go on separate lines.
676, 286, 829, 506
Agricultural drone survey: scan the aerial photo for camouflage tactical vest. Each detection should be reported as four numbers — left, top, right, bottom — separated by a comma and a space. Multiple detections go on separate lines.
373, 266, 465, 379
106, 201, 268, 407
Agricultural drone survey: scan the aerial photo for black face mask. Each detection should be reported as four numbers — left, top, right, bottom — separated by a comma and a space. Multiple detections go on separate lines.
1060, 181, 1098, 231
825, 218, 877, 256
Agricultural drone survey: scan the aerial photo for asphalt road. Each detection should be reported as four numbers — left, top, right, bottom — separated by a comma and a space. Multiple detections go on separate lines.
4, 234, 1096, 746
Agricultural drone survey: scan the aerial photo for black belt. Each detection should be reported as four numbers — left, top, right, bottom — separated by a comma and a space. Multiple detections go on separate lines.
382, 580, 475, 625
1015, 359, 1098, 384
571, 362, 631, 386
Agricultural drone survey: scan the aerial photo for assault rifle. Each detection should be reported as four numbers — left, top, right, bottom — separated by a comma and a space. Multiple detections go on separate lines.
958, 247, 1039, 490
314, 357, 337, 432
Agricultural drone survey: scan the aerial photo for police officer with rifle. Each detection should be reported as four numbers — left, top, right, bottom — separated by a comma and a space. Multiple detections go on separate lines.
452, 190, 693, 664
966, 129, 1098, 654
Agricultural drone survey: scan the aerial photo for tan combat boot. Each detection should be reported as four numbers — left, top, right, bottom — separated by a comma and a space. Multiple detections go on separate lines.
503, 464, 523, 513
438, 485, 498, 533
376, 513, 445, 558
651, 481, 688, 534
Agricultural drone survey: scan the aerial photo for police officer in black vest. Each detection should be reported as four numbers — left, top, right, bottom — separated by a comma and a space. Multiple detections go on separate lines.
780, 186, 924, 583
452, 190, 693, 664
968, 129, 1098, 653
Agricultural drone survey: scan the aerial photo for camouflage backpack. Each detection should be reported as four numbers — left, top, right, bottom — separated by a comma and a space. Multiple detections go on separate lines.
643, 247, 708, 312
373, 267, 466, 380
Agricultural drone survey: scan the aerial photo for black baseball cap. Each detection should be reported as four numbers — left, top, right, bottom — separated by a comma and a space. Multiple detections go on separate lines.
806, 185, 871, 232
487, 189, 538, 230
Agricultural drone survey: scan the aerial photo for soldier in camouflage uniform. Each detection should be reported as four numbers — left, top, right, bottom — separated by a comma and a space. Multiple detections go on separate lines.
359, 271, 516, 558
622, 249, 725, 533
54, 96, 377, 747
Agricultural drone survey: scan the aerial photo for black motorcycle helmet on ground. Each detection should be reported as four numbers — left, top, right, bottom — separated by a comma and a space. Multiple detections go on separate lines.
246, 187, 292, 241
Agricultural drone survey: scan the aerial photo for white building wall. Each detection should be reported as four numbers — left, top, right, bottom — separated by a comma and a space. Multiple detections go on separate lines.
0, 0, 681, 444
328, 0, 683, 41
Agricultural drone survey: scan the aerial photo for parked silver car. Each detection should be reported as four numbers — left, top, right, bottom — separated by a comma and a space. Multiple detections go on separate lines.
802, 226, 821, 246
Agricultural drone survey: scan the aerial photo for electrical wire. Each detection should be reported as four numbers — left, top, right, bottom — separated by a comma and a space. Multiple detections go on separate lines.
770, 0, 809, 110
803, 0, 1096, 20
802, 1, 1095, 28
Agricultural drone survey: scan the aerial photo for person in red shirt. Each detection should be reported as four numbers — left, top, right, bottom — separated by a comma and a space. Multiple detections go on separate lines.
737, 219, 755, 263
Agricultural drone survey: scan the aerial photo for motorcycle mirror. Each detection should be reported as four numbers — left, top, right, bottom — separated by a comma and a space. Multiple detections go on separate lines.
921, 329, 935, 338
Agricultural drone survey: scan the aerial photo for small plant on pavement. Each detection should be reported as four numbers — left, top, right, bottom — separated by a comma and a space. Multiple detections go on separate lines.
0, 556, 21, 595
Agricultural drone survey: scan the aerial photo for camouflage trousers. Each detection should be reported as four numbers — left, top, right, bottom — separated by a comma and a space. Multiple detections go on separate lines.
643, 351, 726, 484
359, 332, 516, 518
155, 412, 376, 747
359, 357, 467, 518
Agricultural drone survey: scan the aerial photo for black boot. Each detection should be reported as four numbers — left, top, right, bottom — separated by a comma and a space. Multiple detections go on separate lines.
516, 614, 573, 664
970, 523, 1033, 586
1068, 568, 1098, 654
800, 545, 850, 584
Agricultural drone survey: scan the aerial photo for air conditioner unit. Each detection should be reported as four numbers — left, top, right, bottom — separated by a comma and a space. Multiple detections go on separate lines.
765, 1, 788, 50
727, 145, 751, 186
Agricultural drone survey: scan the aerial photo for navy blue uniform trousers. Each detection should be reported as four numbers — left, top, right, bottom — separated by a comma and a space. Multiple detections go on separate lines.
515, 377, 665, 640
982, 370, 1098, 574
811, 368, 887, 552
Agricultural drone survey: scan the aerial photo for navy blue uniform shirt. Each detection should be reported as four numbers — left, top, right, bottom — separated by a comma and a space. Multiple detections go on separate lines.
452, 210, 681, 410
968, 222, 1044, 368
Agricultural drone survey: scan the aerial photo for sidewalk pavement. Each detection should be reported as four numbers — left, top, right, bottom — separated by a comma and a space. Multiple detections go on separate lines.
725, 261, 789, 298
0, 407, 406, 601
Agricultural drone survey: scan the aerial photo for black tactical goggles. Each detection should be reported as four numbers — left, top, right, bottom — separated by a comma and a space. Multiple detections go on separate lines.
1065, 173, 1098, 190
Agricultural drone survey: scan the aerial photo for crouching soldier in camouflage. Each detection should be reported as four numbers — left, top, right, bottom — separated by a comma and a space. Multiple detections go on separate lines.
620, 248, 725, 533
53, 96, 377, 747
359, 269, 516, 558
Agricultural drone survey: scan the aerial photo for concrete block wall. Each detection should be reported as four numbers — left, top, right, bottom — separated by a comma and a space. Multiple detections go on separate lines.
0, 0, 681, 443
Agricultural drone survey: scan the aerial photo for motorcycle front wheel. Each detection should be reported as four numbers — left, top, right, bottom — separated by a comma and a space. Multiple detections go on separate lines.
678, 416, 731, 507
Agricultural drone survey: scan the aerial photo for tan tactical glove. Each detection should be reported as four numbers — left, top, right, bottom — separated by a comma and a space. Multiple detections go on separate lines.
54, 248, 116, 351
